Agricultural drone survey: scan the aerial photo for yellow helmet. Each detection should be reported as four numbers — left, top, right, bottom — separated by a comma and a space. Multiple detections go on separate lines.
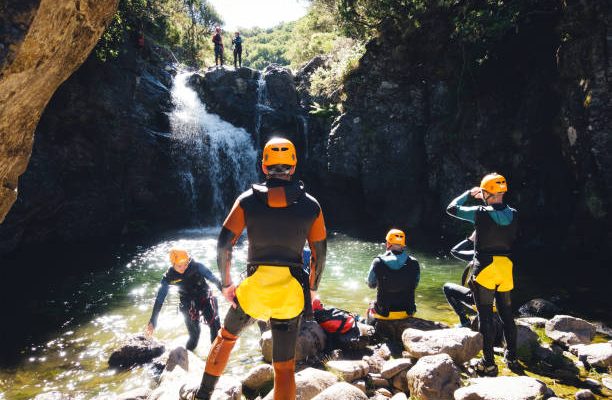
169, 249, 190, 266
385, 229, 406, 246
262, 137, 297, 175
480, 173, 508, 194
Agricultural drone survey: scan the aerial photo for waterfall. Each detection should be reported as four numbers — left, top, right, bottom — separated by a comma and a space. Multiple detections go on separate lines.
254, 73, 273, 147
169, 71, 258, 221
299, 115, 309, 160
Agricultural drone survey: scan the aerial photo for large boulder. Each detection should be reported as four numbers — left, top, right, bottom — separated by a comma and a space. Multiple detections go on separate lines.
407, 353, 461, 400
108, 335, 165, 369
454, 377, 549, 400
150, 346, 241, 400
402, 327, 482, 364
311, 382, 368, 400
545, 315, 596, 346
242, 363, 274, 392
261, 320, 326, 363
569, 342, 612, 369
325, 360, 369, 382
263, 367, 339, 400
516, 321, 541, 361
518, 299, 561, 318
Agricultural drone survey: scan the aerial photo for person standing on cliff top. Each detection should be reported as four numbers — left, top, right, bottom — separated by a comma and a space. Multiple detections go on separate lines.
145, 249, 222, 350
447, 173, 519, 376
180, 137, 327, 400
232, 32, 243, 68
212, 26, 224, 66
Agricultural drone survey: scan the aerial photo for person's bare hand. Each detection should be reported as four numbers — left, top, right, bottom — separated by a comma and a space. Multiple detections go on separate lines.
144, 322, 154, 338
470, 187, 483, 199
222, 284, 237, 308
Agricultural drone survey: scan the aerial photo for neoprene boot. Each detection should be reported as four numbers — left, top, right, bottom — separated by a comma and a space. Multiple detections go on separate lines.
272, 359, 296, 400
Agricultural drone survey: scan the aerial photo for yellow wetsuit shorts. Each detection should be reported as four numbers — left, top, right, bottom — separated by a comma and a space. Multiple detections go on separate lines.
235, 265, 304, 321
474, 256, 513, 292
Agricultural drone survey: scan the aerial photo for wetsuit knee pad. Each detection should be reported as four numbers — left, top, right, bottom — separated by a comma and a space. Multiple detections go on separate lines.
223, 303, 254, 336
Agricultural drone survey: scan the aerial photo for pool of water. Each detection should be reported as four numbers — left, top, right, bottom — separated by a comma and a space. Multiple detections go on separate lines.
0, 228, 468, 399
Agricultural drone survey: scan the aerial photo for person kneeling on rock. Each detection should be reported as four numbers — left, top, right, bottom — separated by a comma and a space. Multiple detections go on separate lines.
366, 229, 420, 349
145, 249, 222, 350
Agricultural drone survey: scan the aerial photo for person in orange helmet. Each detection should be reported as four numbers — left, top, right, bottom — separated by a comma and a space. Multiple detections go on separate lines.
145, 249, 222, 350
180, 138, 327, 400
447, 173, 519, 376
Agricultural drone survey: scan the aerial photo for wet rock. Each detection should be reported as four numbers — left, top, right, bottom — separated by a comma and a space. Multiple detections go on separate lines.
150, 346, 241, 400
545, 315, 596, 346
406, 353, 460, 400
368, 372, 391, 388
402, 327, 482, 363
391, 393, 408, 400
569, 342, 612, 369
352, 379, 366, 393
261, 320, 326, 363
584, 378, 601, 389
574, 389, 595, 400
518, 299, 561, 318
325, 360, 369, 382
108, 335, 165, 369
391, 370, 409, 392
311, 382, 368, 400
33, 392, 73, 400
380, 358, 413, 379
516, 317, 548, 329
116, 388, 152, 400
242, 363, 274, 392
376, 387, 393, 397
454, 376, 549, 400
603, 375, 612, 390
263, 367, 338, 400
516, 321, 540, 360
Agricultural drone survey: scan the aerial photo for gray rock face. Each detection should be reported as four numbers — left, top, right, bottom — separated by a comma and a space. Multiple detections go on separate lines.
406, 353, 461, 400
115, 388, 152, 400
261, 320, 326, 363
402, 327, 482, 363
325, 360, 369, 382
311, 382, 368, 400
518, 299, 561, 318
262, 367, 339, 400
380, 358, 413, 379
516, 317, 548, 329
545, 315, 596, 346
33, 392, 73, 400
516, 321, 540, 360
108, 335, 165, 369
574, 389, 596, 400
454, 376, 549, 400
242, 363, 274, 391
570, 342, 612, 369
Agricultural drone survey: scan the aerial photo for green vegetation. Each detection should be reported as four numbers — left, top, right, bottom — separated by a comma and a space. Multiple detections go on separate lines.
95, 0, 223, 66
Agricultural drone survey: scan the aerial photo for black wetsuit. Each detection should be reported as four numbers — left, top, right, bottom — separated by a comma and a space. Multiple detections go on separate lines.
212, 33, 223, 65
232, 36, 242, 68
149, 261, 222, 350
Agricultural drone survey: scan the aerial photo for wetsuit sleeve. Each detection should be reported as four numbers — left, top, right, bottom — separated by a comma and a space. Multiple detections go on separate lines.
450, 238, 475, 262
149, 277, 170, 328
414, 260, 421, 287
307, 208, 327, 290
446, 190, 479, 223
197, 262, 222, 291
217, 199, 246, 287
367, 259, 379, 289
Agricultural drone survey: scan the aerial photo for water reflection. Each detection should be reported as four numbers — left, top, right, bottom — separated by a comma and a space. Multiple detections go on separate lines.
0, 229, 462, 399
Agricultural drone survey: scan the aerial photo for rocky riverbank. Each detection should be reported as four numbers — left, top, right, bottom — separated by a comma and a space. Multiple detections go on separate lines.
35, 306, 612, 400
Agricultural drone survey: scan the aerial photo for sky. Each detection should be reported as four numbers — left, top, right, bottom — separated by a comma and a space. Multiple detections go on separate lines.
208, 0, 310, 31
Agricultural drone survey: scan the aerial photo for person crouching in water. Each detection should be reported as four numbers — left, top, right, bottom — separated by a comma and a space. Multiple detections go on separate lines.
180, 138, 327, 400
366, 229, 420, 351
447, 173, 518, 376
145, 249, 222, 350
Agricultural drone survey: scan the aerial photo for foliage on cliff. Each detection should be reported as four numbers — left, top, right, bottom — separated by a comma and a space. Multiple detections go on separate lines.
95, 0, 223, 66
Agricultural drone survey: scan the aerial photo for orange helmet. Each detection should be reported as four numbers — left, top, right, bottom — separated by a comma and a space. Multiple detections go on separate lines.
385, 229, 406, 246
262, 137, 297, 175
480, 173, 508, 194
169, 249, 190, 266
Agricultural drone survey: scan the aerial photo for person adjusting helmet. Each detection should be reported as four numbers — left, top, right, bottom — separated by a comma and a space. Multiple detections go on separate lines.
145, 249, 222, 351
180, 137, 327, 400
446, 172, 518, 376
366, 228, 420, 352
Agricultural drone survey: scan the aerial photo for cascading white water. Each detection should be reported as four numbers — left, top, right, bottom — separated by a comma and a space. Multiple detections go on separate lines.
299, 115, 309, 160
169, 71, 258, 220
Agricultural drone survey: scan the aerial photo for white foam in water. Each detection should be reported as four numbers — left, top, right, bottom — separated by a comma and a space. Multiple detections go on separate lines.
169, 71, 258, 220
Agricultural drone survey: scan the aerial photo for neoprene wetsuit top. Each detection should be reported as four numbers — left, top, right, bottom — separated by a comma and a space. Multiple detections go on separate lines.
149, 260, 222, 327
367, 250, 420, 315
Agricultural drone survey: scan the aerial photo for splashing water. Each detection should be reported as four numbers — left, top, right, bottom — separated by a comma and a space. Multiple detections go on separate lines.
169, 72, 258, 220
